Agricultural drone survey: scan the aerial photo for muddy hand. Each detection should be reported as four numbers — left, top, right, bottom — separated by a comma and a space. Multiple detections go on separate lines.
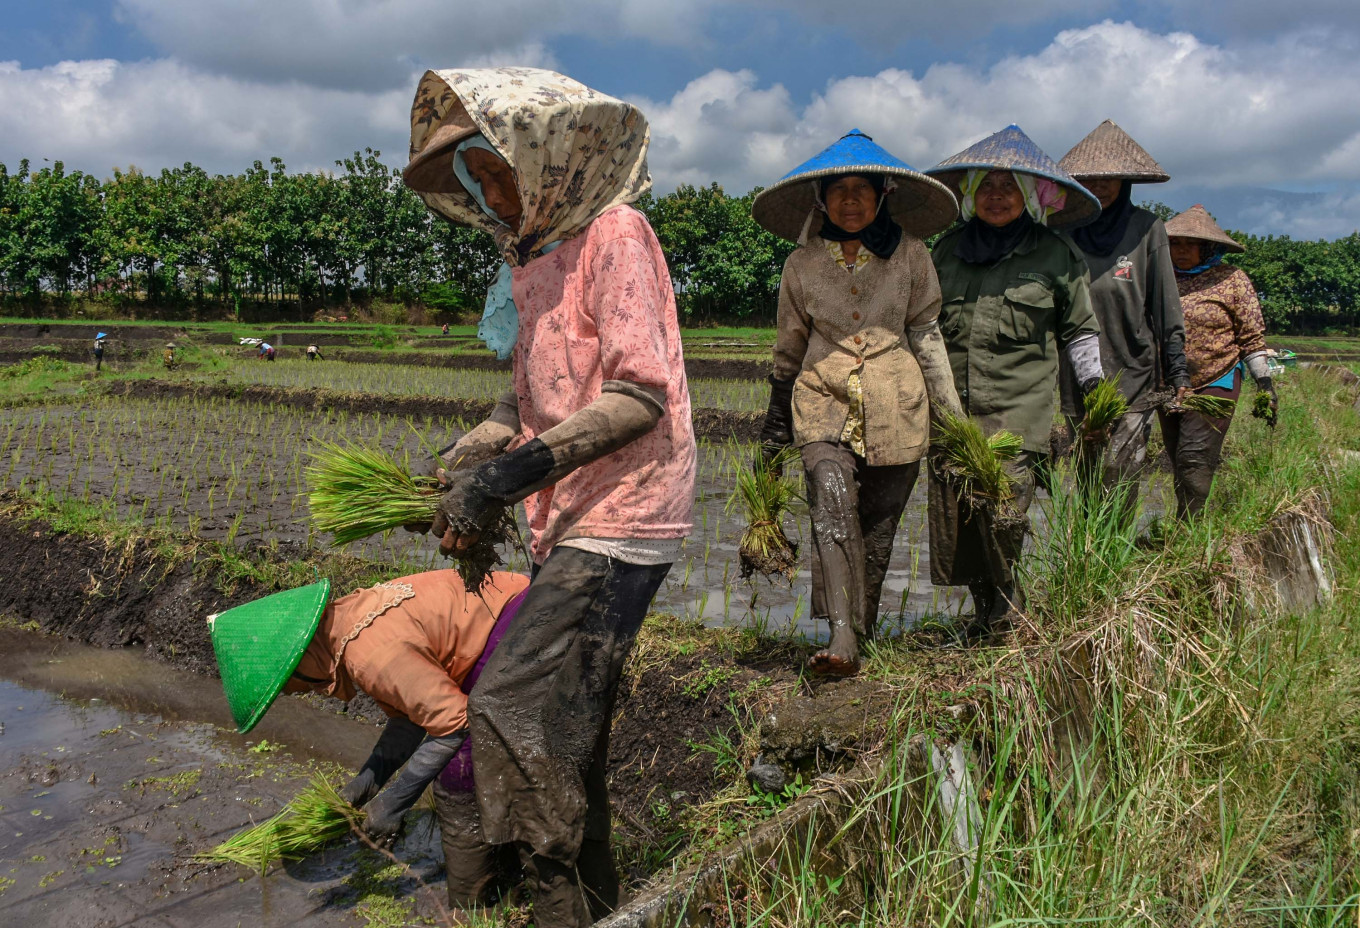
435, 467, 499, 556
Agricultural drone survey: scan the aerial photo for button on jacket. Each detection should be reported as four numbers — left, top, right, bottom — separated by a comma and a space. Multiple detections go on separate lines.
932, 223, 1100, 453
772, 234, 941, 466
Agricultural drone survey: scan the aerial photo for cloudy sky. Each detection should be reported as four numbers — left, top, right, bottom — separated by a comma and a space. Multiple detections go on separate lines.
3, 0, 1360, 237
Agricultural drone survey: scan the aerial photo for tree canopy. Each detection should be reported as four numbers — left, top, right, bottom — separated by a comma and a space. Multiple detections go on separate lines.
0, 156, 1354, 331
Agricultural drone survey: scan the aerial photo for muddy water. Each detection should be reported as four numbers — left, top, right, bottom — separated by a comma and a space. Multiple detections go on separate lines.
0, 629, 450, 927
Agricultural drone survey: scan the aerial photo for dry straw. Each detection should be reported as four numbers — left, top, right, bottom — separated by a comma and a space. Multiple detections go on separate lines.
198, 774, 359, 872
730, 447, 800, 581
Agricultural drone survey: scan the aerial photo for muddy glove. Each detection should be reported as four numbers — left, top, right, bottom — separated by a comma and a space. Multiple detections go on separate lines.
360, 732, 466, 846
340, 716, 426, 808
907, 321, 963, 419
417, 391, 522, 537
759, 376, 796, 463
437, 385, 663, 556
1244, 353, 1278, 427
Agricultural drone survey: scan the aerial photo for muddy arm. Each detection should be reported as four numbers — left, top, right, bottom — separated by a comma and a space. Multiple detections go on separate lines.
361, 732, 467, 841
436, 384, 664, 545
436, 389, 521, 470
908, 321, 963, 418
339, 715, 427, 807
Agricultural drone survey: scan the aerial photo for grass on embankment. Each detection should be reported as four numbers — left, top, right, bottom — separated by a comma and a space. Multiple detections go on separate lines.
707, 366, 1360, 926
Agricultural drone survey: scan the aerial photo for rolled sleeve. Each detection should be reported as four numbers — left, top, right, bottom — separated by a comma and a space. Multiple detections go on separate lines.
588, 234, 672, 393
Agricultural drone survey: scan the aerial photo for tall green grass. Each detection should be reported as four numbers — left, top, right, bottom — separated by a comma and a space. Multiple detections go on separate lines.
699, 368, 1360, 926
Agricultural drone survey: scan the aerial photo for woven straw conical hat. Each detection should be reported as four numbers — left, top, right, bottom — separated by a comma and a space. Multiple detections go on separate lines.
209, 580, 331, 733
1165, 204, 1244, 254
1058, 119, 1169, 184
751, 129, 959, 241
926, 124, 1100, 228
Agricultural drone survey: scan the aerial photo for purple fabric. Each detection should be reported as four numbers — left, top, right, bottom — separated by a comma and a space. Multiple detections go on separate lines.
437, 588, 529, 792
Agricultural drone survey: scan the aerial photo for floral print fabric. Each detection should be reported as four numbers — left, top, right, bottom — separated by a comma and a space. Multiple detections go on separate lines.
1177, 264, 1267, 388
511, 205, 696, 562
408, 67, 652, 266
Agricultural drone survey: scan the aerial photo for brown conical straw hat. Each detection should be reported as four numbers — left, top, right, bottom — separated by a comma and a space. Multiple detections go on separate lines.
1165, 204, 1245, 254
1058, 119, 1169, 184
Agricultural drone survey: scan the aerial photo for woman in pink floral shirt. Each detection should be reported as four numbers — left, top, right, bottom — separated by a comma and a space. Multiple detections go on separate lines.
401, 67, 694, 927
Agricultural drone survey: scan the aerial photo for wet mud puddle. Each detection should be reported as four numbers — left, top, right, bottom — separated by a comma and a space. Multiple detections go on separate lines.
0, 629, 449, 927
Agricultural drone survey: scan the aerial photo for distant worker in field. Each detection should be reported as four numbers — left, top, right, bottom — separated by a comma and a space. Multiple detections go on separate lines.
93, 332, 107, 371
1163, 205, 1275, 517
401, 67, 695, 927
163, 343, 177, 370
208, 570, 532, 912
750, 129, 962, 677
306, 344, 324, 361
924, 125, 1104, 632
442, 322, 450, 336
259, 342, 276, 361
1057, 120, 1190, 503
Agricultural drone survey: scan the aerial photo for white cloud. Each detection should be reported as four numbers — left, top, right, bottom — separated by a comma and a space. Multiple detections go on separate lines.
4, 20, 1360, 237
639, 21, 1360, 235
0, 58, 412, 176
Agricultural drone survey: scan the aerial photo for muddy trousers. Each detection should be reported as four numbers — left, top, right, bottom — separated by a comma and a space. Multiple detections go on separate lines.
468, 546, 671, 928
1158, 407, 1235, 519
432, 784, 520, 908
1065, 409, 1155, 516
801, 442, 920, 638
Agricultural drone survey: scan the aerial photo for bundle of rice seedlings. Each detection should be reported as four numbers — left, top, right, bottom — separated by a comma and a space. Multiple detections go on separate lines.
307, 441, 440, 545
934, 409, 1024, 504
1252, 390, 1275, 421
306, 442, 522, 593
1172, 393, 1237, 419
729, 447, 800, 580
1078, 375, 1129, 440
197, 774, 360, 873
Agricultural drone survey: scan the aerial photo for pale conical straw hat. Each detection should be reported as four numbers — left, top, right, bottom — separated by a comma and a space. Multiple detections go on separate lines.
1165, 204, 1244, 254
926, 124, 1100, 228
751, 129, 959, 242
1058, 119, 1169, 184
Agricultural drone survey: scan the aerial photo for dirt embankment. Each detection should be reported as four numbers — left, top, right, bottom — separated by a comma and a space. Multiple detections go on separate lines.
104, 378, 767, 443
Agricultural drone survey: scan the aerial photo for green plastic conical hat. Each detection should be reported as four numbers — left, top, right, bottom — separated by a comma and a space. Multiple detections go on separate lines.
208, 580, 331, 733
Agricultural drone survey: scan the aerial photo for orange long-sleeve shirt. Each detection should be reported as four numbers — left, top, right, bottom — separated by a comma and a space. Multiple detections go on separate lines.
291, 570, 529, 737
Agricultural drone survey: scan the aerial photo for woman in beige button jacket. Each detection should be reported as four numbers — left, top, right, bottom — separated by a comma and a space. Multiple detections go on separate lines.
752, 130, 963, 676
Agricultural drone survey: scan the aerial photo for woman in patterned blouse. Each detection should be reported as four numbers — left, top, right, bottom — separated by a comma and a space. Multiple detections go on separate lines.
1162, 204, 1277, 517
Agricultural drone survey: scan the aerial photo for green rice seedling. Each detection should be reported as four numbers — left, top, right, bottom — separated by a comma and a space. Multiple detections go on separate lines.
307, 440, 520, 592
1252, 389, 1275, 421
1077, 375, 1128, 439
727, 446, 800, 581
198, 774, 360, 873
306, 441, 441, 545
1170, 393, 1236, 419
933, 408, 1023, 503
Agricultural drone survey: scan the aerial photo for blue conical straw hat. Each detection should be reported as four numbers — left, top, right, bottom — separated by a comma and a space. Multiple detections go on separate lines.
208, 580, 330, 733
752, 129, 959, 242
926, 125, 1100, 228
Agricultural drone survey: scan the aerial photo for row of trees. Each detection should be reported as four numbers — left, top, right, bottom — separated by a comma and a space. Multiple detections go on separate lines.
1, 154, 1356, 330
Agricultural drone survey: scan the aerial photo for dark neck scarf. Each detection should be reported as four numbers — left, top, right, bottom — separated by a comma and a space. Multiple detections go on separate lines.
817, 173, 904, 260
953, 213, 1035, 266
1071, 181, 1135, 258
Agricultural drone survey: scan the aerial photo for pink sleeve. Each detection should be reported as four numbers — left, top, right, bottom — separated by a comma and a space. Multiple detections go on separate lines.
587, 227, 672, 392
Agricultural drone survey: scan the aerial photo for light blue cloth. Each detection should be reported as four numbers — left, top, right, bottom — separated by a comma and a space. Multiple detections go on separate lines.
1177, 250, 1226, 275
1205, 362, 1241, 391
452, 134, 561, 360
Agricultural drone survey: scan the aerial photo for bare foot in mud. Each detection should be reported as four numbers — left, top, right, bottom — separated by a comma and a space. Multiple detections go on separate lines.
809, 624, 860, 676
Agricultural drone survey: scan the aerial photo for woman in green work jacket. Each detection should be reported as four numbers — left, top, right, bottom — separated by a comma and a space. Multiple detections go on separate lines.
924, 125, 1104, 631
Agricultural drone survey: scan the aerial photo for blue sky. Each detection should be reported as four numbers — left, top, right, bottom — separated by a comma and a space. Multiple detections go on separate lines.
3, 0, 1360, 237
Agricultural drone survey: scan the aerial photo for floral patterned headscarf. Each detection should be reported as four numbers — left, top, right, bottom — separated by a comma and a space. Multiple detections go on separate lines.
407, 67, 652, 266
959, 169, 1067, 226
